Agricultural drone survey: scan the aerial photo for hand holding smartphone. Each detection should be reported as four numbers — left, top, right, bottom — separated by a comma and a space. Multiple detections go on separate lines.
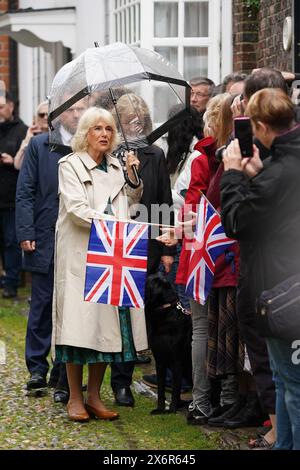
234, 117, 253, 158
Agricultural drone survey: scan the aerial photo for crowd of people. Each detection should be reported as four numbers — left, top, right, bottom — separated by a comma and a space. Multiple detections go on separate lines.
1, 66, 300, 450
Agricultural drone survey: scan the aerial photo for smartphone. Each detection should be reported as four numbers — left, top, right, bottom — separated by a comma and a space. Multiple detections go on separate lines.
234, 117, 253, 158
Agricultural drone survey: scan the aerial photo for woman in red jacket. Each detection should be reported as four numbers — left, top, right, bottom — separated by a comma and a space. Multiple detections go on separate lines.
175, 94, 241, 425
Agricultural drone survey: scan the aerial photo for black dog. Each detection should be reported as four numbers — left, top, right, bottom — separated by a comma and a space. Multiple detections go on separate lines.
145, 273, 192, 414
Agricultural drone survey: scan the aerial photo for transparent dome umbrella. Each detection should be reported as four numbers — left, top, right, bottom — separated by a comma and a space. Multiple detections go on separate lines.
48, 42, 191, 159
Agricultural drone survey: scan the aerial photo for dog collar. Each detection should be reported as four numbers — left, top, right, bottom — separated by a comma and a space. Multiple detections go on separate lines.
154, 301, 191, 316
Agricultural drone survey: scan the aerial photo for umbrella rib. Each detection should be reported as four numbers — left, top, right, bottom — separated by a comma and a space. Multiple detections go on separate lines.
147, 108, 191, 144
49, 87, 89, 124
109, 88, 129, 151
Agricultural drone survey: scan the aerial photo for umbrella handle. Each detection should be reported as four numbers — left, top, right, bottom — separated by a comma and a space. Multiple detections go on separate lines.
124, 167, 141, 189
116, 151, 141, 189
130, 164, 140, 187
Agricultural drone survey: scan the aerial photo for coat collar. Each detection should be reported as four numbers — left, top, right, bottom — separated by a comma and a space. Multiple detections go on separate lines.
76, 151, 124, 202
272, 123, 300, 148
76, 151, 120, 170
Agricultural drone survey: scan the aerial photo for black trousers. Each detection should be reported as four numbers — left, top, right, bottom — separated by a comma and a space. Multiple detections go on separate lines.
0, 209, 22, 289
110, 242, 180, 392
110, 247, 161, 391
111, 361, 135, 390
237, 286, 276, 415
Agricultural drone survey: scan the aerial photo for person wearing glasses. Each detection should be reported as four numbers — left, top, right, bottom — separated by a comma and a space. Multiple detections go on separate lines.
14, 101, 48, 170
189, 77, 215, 115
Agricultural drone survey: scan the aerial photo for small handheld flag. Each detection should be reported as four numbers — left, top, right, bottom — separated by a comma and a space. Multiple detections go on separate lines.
186, 197, 235, 305
84, 219, 148, 307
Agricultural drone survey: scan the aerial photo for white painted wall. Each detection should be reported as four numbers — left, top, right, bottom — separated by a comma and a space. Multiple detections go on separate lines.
221, 0, 233, 79
75, 0, 106, 53
18, 44, 33, 125
17, 1, 106, 120
19, 0, 75, 10
19, 0, 106, 54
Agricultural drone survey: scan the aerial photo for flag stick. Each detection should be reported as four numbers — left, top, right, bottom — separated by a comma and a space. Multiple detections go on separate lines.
94, 215, 176, 230
199, 191, 221, 216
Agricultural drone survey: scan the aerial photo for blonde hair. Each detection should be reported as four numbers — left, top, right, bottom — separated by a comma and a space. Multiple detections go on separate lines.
36, 100, 48, 115
203, 93, 233, 147
113, 94, 153, 135
71, 107, 119, 153
246, 88, 295, 132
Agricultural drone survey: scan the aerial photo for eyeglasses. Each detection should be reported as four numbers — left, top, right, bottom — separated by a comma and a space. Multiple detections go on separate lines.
190, 92, 210, 99
65, 107, 86, 114
38, 112, 48, 118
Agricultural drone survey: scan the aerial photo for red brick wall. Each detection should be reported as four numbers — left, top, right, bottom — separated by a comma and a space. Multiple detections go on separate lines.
233, 0, 259, 73
0, 0, 10, 88
257, 0, 293, 70
233, 0, 293, 73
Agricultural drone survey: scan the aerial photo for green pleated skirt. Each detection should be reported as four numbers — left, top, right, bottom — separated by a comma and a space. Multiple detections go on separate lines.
55, 307, 137, 364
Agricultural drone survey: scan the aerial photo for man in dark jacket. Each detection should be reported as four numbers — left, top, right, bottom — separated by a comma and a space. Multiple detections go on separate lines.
0, 92, 27, 298
15, 133, 68, 399
111, 144, 176, 406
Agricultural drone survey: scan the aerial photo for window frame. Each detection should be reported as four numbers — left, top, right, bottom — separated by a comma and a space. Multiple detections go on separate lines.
110, 0, 232, 86
142, 0, 224, 84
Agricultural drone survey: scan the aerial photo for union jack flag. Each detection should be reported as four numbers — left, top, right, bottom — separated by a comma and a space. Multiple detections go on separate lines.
186, 197, 235, 305
84, 219, 148, 307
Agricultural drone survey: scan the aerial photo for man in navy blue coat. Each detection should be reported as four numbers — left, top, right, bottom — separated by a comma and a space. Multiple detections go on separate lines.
16, 133, 68, 399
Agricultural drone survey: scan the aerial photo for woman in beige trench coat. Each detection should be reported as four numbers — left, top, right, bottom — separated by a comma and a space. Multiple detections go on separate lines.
52, 106, 148, 422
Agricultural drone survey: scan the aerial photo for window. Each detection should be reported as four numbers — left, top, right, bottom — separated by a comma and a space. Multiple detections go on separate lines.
154, 2, 178, 37
184, 1, 208, 37
184, 46, 208, 80
113, 0, 141, 45
154, 46, 178, 69
151, 0, 212, 80
110, 0, 228, 86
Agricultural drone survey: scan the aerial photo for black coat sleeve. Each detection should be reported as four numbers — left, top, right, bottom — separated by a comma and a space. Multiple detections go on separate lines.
220, 162, 282, 240
15, 139, 38, 243
156, 148, 176, 257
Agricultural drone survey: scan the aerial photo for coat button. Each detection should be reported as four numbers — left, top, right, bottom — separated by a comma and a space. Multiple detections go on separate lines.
261, 307, 266, 316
